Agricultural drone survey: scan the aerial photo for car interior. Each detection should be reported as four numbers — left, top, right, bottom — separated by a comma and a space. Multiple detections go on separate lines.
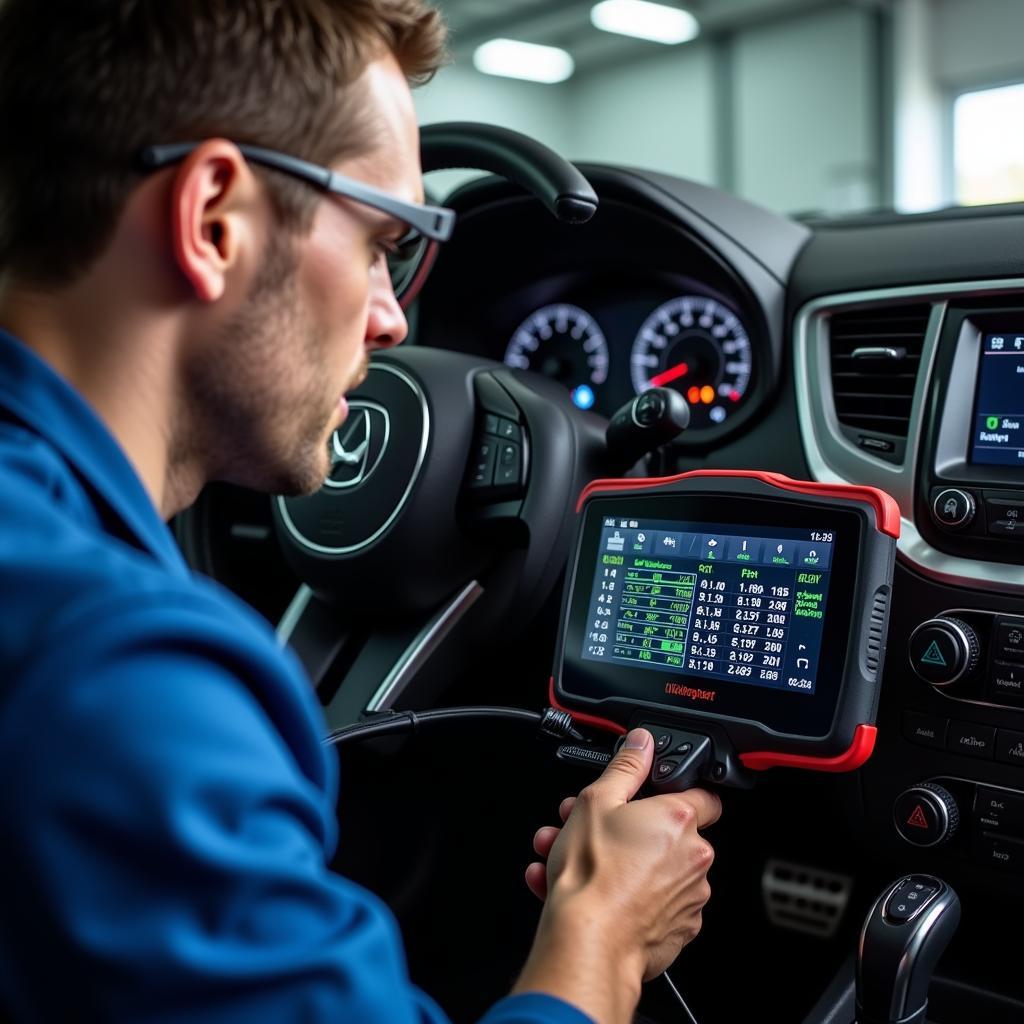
174, 1, 1024, 1021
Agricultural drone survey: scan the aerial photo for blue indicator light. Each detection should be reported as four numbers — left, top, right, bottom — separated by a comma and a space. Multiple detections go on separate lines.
572, 384, 595, 410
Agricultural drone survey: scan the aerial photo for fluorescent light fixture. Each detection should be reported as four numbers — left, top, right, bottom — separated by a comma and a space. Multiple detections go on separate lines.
591, 0, 700, 44
473, 39, 575, 84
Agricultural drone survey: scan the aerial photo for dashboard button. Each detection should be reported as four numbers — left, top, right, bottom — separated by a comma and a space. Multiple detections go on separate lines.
974, 786, 1024, 833
990, 662, 1024, 701
483, 414, 500, 436
996, 729, 1024, 768
653, 759, 679, 782
946, 721, 995, 760
988, 519, 1024, 539
985, 498, 1024, 527
894, 785, 957, 847
932, 488, 975, 529
654, 732, 673, 753
908, 619, 977, 685
995, 619, 1024, 662
973, 833, 1024, 872
901, 711, 948, 750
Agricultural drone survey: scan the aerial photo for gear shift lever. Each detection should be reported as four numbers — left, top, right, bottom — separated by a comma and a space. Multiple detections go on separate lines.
855, 875, 960, 1024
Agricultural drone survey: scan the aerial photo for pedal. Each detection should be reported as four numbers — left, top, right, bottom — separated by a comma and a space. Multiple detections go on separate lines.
762, 859, 851, 938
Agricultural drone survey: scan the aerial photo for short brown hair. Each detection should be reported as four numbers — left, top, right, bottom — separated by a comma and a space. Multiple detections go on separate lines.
0, 0, 448, 287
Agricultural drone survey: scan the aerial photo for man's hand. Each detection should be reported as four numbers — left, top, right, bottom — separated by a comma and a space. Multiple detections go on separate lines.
512, 728, 721, 1024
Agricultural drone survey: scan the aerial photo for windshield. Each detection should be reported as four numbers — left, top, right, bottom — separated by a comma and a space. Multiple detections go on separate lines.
417, 0, 1024, 219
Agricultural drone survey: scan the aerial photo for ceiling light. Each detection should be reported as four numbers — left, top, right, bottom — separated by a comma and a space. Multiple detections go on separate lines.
591, 0, 700, 44
472, 39, 575, 84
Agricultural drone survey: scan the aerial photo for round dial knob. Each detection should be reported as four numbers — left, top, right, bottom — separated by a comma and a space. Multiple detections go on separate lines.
908, 616, 980, 686
894, 783, 960, 848
932, 488, 975, 530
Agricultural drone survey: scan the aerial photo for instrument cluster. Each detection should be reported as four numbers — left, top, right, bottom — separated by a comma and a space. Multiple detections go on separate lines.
499, 281, 756, 433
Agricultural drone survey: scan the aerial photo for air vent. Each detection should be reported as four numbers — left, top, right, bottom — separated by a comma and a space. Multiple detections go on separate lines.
829, 304, 931, 439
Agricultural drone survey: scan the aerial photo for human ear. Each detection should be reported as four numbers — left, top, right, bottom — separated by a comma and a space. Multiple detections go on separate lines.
169, 140, 253, 303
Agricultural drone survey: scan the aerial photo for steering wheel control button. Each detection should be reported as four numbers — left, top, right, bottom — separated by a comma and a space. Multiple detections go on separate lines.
653, 759, 679, 782
468, 440, 497, 489
496, 417, 521, 442
894, 784, 959, 848
931, 488, 975, 530
908, 618, 979, 686
901, 711, 948, 750
995, 729, 1024, 768
885, 879, 938, 923
946, 720, 995, 760
494, 442, 522, 488
994, 619, 1024, 663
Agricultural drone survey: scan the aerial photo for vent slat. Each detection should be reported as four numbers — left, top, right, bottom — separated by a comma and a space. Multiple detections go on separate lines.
829, 304, 930, 440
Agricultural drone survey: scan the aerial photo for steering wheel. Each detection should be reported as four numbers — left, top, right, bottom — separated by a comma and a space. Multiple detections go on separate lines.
270, 124, 611, 729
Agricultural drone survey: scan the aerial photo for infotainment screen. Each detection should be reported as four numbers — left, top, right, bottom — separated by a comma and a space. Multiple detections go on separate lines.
971, 332, 1024, 466
579, 517, 834, 697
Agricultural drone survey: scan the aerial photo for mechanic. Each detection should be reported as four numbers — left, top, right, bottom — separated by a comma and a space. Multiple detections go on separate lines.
0, 2, 720, 1022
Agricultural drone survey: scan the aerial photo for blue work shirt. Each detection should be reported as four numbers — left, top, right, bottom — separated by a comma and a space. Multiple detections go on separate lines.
0, 329, 590, 1024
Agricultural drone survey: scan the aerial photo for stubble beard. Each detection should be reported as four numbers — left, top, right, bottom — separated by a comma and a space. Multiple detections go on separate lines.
179, 240, 338, 498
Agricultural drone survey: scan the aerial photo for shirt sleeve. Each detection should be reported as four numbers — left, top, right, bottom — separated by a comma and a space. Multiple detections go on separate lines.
478, 995, 595, 1024
0, 590, 591, 1024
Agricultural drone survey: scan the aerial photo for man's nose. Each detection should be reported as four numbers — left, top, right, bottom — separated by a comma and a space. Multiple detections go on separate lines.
366, 272, 408, 350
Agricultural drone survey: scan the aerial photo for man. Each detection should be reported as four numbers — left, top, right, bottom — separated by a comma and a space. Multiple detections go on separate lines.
0, 2, 720, 1021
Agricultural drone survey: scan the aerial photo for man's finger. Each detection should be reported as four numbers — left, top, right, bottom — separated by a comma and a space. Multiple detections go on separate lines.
532, 825, 560, 858
524, 862, 547, 901
659, 787, 723, 829
558, 796, 576, 823
588, 728, 653, 804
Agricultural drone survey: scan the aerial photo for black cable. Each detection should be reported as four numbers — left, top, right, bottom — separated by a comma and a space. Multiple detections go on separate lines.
323, 705, 590, 749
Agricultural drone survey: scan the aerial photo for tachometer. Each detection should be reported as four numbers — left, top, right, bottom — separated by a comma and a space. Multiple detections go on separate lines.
504, 304, 609, 410
630, 295, 752, 429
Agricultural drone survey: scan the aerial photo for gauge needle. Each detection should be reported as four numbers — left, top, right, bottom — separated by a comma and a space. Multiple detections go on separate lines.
649, 362, 689, 387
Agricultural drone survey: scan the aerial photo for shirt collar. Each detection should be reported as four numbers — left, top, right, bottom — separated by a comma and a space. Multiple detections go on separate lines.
0, 328, 188, 575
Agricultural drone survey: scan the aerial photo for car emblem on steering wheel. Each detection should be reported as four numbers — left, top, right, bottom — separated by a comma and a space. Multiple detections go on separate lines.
325, 402, 391, 490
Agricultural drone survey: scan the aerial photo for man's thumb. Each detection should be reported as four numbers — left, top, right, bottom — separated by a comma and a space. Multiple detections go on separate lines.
596, 728, 653, 802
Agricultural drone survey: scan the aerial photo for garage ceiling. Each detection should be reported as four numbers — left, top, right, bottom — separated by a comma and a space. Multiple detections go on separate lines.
435, 0, 885, 73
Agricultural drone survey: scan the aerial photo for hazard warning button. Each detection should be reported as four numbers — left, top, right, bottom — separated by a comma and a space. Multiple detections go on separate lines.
908, 618, 978, 687
894, 783, 960, 848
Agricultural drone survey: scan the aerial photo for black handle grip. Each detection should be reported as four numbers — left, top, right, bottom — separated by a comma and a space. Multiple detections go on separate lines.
420, 122, 599, 224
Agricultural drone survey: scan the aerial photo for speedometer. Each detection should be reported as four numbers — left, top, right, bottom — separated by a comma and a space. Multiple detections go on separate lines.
504, 304, 609, 410
630, 295, 752, 430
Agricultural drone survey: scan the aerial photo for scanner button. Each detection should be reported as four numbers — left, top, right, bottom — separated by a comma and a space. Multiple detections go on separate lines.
653, 760, 678, 782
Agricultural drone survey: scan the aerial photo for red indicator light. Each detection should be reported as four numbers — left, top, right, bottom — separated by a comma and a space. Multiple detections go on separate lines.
687, 386, 701, 404
730, 390, 741, 403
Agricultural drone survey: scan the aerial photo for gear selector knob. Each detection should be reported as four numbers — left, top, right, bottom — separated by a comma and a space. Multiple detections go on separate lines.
856, 875, 960, 1024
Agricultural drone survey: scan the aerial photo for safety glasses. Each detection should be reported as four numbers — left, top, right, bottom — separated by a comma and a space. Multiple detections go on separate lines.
138, 142, 456, 309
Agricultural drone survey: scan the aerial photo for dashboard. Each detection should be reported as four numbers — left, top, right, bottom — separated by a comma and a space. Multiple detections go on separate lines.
177, 156, 1024, 1022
